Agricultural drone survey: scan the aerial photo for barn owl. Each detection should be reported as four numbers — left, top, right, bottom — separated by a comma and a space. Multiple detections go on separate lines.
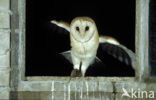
51, 17, 135, 77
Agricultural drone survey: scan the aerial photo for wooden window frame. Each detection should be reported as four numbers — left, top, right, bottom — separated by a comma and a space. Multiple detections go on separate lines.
10, 0, 155, 93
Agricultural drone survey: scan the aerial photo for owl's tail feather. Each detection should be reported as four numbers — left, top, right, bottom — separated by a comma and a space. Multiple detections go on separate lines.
60, 50, 103, 65
60, 50, 72, 64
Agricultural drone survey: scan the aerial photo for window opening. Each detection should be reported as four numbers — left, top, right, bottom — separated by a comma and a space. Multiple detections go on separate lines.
149, 0, 156, 77
26, 0, 135, 76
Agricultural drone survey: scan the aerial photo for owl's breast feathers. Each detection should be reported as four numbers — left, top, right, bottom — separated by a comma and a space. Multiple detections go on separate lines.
70, 31, 99, 58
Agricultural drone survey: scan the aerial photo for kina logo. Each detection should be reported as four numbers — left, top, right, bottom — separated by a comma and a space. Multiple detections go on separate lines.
122, 88, 154, 99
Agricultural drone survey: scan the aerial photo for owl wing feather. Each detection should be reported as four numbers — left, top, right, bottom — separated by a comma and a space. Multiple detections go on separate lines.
51, 20, 70, 32
99, 36, 135, 69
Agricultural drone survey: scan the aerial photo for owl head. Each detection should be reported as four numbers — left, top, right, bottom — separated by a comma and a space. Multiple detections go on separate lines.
70, 17, 98, 43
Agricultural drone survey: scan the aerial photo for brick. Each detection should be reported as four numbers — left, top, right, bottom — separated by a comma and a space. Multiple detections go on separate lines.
0, 0, 9, 9
0, 0, 10, 28
0, 11, 10, 28
53, 81, 65, 92
0, 31, 10, 55
99, 82, 113, 92
10, 91, 52, 100
18, 81, 52, 91
0, 69, 10, 86
53, 91, 66, 100
100, 92, 114, 100
0, 52, 9, 67
0, 87, 10, 99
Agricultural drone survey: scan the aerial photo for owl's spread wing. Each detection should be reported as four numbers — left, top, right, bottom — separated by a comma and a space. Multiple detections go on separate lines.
51, 20, 70, 32
99, 36, 135, 69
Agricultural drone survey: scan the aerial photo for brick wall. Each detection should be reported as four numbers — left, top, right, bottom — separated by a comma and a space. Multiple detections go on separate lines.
0, 0, 10, 99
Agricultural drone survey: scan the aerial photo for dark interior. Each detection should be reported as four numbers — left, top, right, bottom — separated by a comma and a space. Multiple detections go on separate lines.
26, 0, 135, 76
149, 0, 156, 77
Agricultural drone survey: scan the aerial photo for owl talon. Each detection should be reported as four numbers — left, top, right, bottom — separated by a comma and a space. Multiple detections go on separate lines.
71, 69, 82, 77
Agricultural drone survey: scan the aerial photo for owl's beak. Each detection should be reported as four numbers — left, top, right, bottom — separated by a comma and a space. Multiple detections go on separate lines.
80, 34, 83, 38
80, 32, 85, 39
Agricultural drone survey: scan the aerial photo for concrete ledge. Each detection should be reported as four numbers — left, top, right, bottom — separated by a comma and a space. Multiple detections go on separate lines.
18, 81, 113, 92
26, 76, 135, 82
16, 77, 156, 94
17, 77, 135, 92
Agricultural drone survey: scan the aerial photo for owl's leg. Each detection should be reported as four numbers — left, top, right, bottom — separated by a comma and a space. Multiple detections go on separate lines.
81, 65, 88, 77
71, 53, 81, 70
81, 57, 94, 76
71, 53, 82, 77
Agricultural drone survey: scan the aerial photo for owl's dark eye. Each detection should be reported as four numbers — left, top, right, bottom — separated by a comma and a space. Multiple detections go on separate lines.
76, 26, 79, 31
85, 26, 89, 31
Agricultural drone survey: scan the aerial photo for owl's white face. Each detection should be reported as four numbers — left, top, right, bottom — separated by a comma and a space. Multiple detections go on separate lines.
70, 17, 97, 43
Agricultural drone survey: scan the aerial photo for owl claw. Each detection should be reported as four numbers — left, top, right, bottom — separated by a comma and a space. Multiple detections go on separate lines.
71, 69, 82, 77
